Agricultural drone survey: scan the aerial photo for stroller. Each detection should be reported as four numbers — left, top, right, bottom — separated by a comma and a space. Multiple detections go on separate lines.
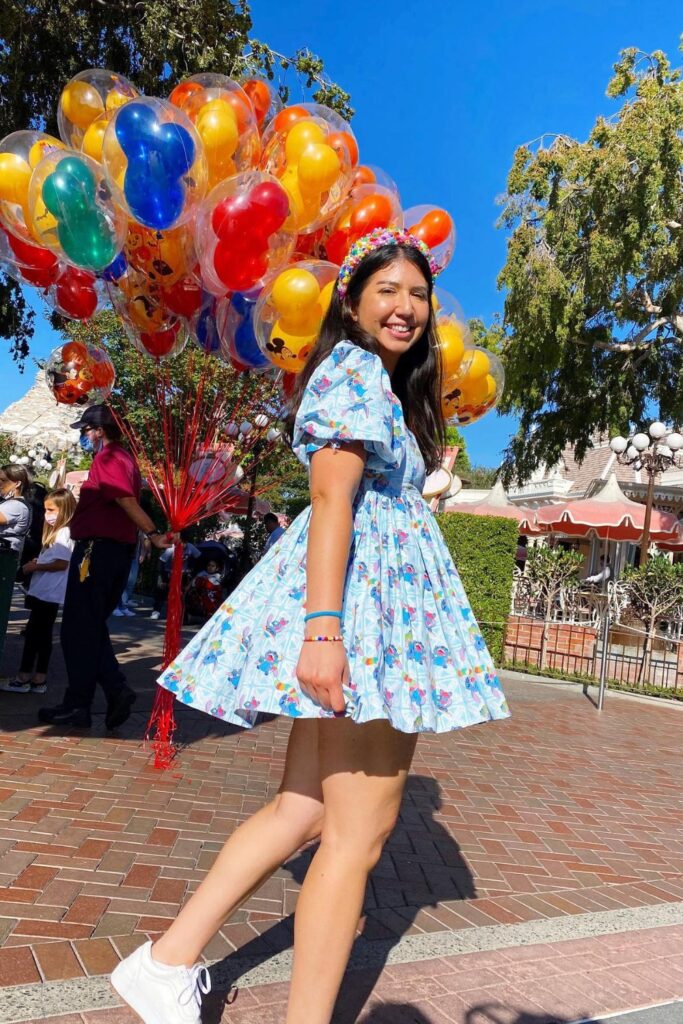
184, 541, 237, 621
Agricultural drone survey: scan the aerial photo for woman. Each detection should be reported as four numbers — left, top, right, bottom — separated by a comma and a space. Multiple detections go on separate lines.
112, 228, 510, 1024
0, 464, 32, 673
1, 487, 76, 694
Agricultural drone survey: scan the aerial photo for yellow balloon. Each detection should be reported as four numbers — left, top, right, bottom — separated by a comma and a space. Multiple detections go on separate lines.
464, 348, 491, 381
0, 154, 31, 207
197, 100, 239, 187
459, 374, 490, 408
436, 321, 466, 377
105, 88, 130, 111
82, 116, 109, 162
284, 120, 326, 164
272, 268, 320, 329
298, 143, 340, 195
280, 167, 306, 230
318, 279, 335, 315
61, 80, 105, 130
266, 320, 317, 372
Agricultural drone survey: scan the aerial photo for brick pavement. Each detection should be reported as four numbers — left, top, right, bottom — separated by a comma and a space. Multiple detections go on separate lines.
1, 596, 683, 1021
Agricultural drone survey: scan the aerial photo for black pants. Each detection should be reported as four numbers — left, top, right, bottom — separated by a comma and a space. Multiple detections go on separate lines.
60, 538, 133, 710
20, 595, 59, 675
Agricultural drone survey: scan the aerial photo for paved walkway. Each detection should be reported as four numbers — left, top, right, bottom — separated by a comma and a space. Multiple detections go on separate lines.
1, 594, 682, 1023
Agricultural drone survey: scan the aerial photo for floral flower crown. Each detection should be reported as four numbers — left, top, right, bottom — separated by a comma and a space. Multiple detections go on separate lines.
336, 227, 441, 299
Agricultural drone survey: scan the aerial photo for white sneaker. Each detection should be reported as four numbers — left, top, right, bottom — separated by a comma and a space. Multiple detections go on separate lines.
122, 607, 136, 617
112, 608, 125, 617
111, 940, 210, 1024
150, 611, 161, 620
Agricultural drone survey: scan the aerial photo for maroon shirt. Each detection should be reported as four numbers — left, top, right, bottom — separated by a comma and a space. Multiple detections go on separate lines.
70, 442, 142, 545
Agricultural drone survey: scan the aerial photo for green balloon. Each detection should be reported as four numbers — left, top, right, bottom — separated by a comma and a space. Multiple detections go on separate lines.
41, 157, 117, 271
59, 211, 116, 271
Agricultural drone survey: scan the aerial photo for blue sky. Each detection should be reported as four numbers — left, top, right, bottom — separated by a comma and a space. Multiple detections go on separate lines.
2, 2, 680, 467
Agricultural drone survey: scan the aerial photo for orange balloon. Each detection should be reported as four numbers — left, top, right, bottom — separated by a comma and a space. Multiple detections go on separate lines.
352, 165, 377, 188
327, 131, 359, 168
410, 209, 453, 249
243, 80, 271, 125
169, 81, 203, 107
350, 193, 393, 236
222, 91, 252, 132
61, 341, 88, 364
273, 105, 309, 134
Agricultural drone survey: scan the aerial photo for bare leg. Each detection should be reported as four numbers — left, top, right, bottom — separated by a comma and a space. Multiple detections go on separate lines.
285, 719, 417, 1024
153, 719, 324, 967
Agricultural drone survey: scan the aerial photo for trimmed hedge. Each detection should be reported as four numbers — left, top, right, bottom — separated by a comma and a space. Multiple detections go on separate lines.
435, 511, 518, 664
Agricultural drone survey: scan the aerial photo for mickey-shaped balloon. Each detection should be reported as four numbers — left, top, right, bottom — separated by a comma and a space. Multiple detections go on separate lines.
324, 184, 402, 265
45, 339, 115, 406
28, 151, 126, 272
405, 204, 456, 274
103, 98, 207, 230
0, 130, 65, 241
195, 171, 294, 295
217, 289, 270, 370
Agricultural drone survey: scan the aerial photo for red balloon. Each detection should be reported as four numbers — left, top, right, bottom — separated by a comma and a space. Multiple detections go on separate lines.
161, 276, 202, 318
140, 321, 181, 358
211, 193, 254, 238
350, 194, 393, 236
7, 231, 58, 270
56, 267, 98, 319
214, 241, 268, 290
20, 264, 59, 288
325, 227, 351, 265
249, 181, 289, 234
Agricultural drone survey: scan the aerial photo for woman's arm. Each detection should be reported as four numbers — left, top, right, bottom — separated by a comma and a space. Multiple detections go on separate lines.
295, 441, 366, 714
0, 511, 8, 526
23, 558, 69, 574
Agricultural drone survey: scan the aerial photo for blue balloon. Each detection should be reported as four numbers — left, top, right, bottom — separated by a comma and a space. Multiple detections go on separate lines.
196, 299, 220, 354
232, 292, 269, 369
116, 103, 195, 229
100, 252, 127, 282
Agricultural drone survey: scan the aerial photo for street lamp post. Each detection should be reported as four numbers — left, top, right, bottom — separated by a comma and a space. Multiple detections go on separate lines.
609, 422, 683, 563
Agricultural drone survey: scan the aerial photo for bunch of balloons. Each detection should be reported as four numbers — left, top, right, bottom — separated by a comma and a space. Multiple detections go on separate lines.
1, 64, 502, 426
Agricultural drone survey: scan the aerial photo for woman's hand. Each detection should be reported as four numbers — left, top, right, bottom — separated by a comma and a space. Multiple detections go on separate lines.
22, 559, 39, 574
296, 639, 348, 714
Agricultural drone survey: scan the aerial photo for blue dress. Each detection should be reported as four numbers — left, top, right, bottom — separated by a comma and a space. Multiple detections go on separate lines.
158, 341, 510, 733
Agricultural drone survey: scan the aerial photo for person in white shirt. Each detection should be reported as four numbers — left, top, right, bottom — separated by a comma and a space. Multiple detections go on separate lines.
0, 464, 33, 673
585, 556, 611, 586
0, 489, 76, 695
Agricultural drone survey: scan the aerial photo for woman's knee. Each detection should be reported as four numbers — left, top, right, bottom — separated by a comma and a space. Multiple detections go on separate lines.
320, 810, 399, 871
272, 789, 325, 844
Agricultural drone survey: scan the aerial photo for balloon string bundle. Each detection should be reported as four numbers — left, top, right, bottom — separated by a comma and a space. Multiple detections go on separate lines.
113, 353, 283, 767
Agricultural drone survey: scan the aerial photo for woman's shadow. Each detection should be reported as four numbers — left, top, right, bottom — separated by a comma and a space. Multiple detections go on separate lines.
205, 774, 476, 1023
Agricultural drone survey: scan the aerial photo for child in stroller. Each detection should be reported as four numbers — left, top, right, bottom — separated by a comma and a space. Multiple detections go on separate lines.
185, 546, 232, 621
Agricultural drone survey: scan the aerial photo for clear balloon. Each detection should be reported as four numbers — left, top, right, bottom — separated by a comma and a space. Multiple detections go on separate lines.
45, 339, 115, 405
351, 164, 399, 197
323, 184, 402, 265
0, 131, 65, 241
254, 259, 338, 373
28, 149, 127, 271
134, 319, 187, 360
102, 98, 207, 230
109, 266, 169, 332
404, 203, 456, 273
194, 171, 295, 296
58, 69, 139, 150
0, 225, 61, 290
260, 103, 357, 232
169, 74, 261, 189
190, 293, 221, 354
49, 265, 104, 320
160, 272, 202, 318
432, 287, 471, 379
125, 222, 194, 287
442, 347, 505, 426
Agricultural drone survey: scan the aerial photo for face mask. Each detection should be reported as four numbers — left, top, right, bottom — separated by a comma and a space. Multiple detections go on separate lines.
44, 512, 58, 525
79, 434, 94, 453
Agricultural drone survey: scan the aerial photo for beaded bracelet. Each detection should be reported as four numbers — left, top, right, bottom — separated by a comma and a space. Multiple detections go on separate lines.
303, 635, 344, 643
303, 610, 342, 622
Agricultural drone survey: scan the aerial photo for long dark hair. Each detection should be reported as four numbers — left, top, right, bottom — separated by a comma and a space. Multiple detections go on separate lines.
286, 244, 445, 473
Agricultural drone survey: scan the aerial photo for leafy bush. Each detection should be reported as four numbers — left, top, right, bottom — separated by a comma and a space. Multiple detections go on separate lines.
435, 511, 518, 663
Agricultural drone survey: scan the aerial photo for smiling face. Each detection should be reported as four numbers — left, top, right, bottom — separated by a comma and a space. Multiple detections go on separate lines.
351, 255, 430, 373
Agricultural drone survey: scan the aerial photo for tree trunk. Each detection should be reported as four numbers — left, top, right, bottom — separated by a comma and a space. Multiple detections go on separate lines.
637, 610, 657, 686
540, 586, 554, 669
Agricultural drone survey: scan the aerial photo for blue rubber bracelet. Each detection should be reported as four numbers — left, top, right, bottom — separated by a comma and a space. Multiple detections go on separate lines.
304, 610, 343, 622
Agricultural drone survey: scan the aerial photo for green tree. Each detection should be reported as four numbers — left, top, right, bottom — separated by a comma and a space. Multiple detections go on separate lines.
0, 0, 352, 362
495, 44, 683, 483
620, 555, 683, 685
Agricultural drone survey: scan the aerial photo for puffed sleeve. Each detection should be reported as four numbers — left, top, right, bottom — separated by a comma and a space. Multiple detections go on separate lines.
292, 341, 402, 467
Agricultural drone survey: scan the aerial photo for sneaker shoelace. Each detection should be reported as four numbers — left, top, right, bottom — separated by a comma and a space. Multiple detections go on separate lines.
178, 963, 212, 1014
